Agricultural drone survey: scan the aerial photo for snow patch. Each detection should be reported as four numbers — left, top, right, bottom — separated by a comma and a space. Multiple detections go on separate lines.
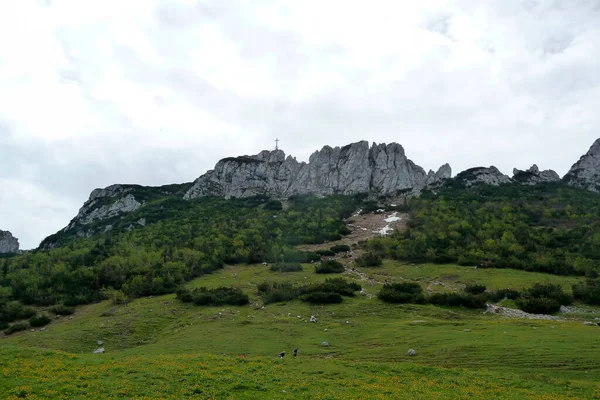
385, 212, 401, 223
374, 225, 393, 235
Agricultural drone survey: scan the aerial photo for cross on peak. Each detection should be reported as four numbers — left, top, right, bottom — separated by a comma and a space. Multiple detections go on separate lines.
275, 138, 280, 150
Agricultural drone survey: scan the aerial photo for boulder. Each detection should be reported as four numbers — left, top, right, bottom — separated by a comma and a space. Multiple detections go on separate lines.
321, 342, 330, 347
408, 349, 416, 356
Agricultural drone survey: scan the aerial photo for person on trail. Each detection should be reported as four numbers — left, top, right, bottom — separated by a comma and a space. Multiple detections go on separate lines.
279, 351, 285, 359
293, 348, 298, 357
242, 353, 246, 359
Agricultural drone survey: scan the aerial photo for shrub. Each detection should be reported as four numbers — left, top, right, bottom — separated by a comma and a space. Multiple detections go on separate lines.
464, 284, 486, 295
330, 244, 351, 253
356, 252, 382, 268
315, 260, 345, 274
190, 287, 249, 306
572, 279, 600, 305
264, 200, 283, 210
270, 262, 302, 272
259, 282, 300, 304
517, 297, 561, 314
300, 292, 343, 304
175, 287, 193, 303
4, 322, 28, 335
315, 250, 335, 257
429, 293, 485, 309
302, 278, 361, 297
522, 283, 573, 306
486, 288, 521, 302
49, 305, 74, 316
0, 301, 36, 323
29, 314, 51, 328
378, 282, 426, 304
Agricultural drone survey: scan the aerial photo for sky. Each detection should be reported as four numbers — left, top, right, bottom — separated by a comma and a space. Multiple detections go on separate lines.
1, 0, 599, 249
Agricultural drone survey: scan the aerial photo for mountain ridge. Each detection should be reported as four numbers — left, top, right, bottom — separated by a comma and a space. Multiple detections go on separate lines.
39, 139, 600, 249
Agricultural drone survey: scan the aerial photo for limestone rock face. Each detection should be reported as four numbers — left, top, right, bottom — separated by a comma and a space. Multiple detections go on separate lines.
563, 138, 600, 192
184, 141, 451, 199
455, 166, 512, 187
71, 193, 142, 227
512, 164, 560, 185
0, 230, 19, 253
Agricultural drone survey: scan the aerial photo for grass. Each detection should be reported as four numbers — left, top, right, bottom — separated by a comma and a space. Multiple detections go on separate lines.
1, 346, 599, 399
2, 262, 600, 398
372, 260, 584, 293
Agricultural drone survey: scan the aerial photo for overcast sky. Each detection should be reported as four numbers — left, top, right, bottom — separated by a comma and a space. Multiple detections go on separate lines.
1, 0, 599, 249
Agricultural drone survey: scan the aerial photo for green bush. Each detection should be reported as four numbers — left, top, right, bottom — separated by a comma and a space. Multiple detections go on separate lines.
300, 291, 343, 304
175, 287, 193, 303
189, 287, 249, 306
517, 297, 561, 314
302, 278, 361, 297
522, 283, 573, 306
269, 262, 302, 272
259, 282, 300, 304
464, 284, 486, 295
378, 282, 426, 304
356, 252, 382, 267
49, 305, 75, 316
29, 314, 51, 328
264, 200, 283, 210
4, 322, 28, 335
315, 260, 345, 274
486, 288, 521, 302
0, 301, 36, 323
572, 279, 600, 305
330, 244, 351, 253
428, 293, 485, 309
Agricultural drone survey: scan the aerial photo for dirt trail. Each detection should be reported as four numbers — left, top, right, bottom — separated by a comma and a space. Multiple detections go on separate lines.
296, 210, 409, 253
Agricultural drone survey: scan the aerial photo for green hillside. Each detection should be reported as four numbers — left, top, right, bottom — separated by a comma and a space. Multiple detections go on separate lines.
2, 181, 600, 398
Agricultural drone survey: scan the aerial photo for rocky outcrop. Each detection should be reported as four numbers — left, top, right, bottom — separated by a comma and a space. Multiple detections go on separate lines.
512, 164, 560, 185
67, 191, 142, 229
0, 230, 19, 253
425, 163, 452, 187
454, 166, 512, 187
184, 141, 451, 199
563, 138, 600, 192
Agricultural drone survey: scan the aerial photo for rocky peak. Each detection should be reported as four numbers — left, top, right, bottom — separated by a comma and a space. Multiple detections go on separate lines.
512, 164, 560, 185
424, 163, 452, 188
63, 185, 144, 234
455, 166, 512, 187
0, 230, 19, 253
563, 138, 600, 192
184, 141, 446, 200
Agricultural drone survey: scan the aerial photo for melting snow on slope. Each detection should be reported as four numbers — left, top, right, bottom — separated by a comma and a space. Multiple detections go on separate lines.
385, 212, 401, 223
375, 225, 394, 235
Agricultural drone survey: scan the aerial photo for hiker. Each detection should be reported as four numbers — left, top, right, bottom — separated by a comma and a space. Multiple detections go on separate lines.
279, 351, 285, 359
242, 353, 246, 359
293, 348, 298, 357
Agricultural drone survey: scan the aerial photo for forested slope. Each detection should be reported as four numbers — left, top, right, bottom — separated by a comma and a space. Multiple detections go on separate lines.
367, 182, 600, 277
1, 194, 360, 328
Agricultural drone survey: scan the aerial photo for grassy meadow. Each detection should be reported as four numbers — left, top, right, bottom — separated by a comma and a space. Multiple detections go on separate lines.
2, 261, 600, 399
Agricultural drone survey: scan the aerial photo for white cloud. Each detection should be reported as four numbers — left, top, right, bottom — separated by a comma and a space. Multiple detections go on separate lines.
0, 0, 599, 248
